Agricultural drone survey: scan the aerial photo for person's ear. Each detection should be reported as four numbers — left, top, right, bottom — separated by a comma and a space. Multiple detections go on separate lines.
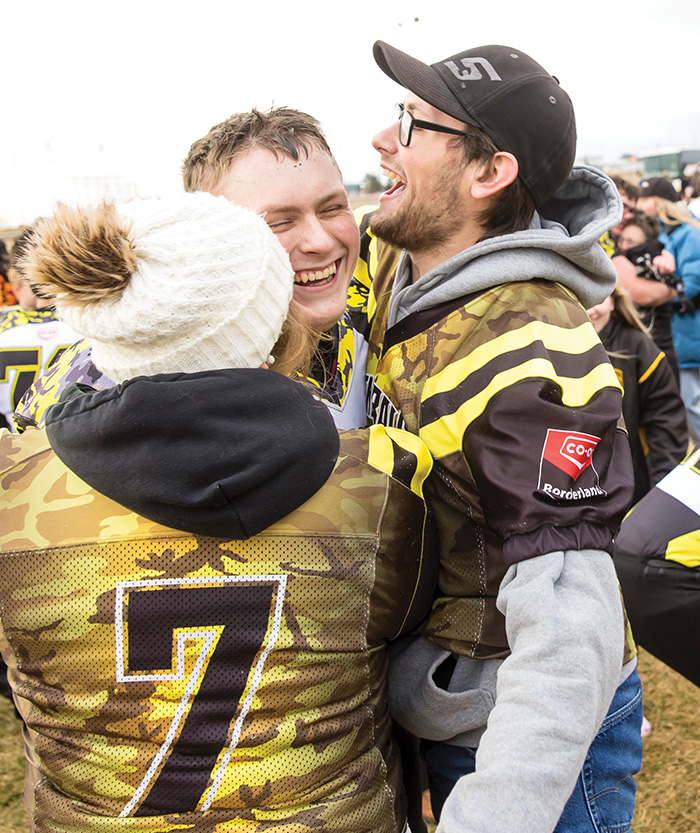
470, 152, 519, 200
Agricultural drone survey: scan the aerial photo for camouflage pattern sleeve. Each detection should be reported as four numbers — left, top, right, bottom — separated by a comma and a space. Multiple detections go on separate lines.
364, 279, 635, 658
0, 306, 32, 333
14, 338, 112, 432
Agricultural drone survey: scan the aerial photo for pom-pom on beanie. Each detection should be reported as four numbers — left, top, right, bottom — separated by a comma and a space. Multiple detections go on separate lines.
23, 192, 294, 383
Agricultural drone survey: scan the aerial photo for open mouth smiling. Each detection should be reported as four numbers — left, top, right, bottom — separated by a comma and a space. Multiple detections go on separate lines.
294, 258, 341, 287
381, 168, 406, 198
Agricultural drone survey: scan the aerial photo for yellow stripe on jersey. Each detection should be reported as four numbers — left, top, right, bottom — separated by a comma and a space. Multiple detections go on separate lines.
422, 320, 613, 401
419, 359, 621, 459
638, 351, 664, 384
384, 425, 433, 496
347, 260, 377, 324
352, 211, 381, 322
353, 205, 378, 222
366, 423, 400, 481
348, 257, 371, 313
623, 612, 638, 663
684, 445, 700, 468
665, 529, 700, 568
366, 424, 433, 497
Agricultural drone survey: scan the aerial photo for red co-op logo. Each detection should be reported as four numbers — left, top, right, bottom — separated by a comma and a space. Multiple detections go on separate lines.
541, 429, 600, 481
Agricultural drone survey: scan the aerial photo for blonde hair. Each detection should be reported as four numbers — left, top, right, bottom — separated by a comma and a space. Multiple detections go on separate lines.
611, 284, 650, 334
652, 197, 700, 232
600, 284, 653, 362
269, 304, 322, 380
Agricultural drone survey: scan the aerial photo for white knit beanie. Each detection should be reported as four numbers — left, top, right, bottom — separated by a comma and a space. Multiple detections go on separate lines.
54, 192, 294, 383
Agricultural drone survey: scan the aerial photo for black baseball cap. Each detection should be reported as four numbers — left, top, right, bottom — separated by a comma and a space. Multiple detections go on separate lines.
638, 177, 680, 203
373, 41, 577, 209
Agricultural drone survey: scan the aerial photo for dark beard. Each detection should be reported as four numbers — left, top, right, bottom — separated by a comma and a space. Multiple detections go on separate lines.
371, 165, 467, 254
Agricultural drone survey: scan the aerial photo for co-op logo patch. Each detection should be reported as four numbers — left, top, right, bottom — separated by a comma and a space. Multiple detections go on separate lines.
537, 429, 606, 501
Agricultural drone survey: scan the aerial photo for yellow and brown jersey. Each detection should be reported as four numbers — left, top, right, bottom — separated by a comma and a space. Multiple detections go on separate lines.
0, 417, 434, 833
352, 222, 635, 659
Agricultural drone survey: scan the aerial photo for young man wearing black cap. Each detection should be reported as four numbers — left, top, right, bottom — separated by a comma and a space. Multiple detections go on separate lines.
352, 43, 642, 833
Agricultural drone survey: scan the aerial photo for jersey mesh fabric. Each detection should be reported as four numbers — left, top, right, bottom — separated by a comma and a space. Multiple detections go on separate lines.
349, 219, 636, 662
0, 426, 434, 832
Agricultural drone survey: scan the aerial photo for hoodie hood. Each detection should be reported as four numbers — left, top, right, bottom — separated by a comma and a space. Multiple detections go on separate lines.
45, 369, 340, 539
387, 165, 621, 326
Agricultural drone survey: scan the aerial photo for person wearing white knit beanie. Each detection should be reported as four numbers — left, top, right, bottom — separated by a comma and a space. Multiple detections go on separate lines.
22, 192, 296, 383
0, 190, 438, 833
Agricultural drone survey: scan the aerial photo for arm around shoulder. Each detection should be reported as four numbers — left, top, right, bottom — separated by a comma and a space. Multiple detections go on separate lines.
613, 255, 675, 307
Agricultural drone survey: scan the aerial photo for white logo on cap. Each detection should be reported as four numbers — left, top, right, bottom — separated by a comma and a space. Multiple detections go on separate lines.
444, 58, 502, 82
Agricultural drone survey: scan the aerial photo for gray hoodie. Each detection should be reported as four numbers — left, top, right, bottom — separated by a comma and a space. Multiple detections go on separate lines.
387, 165, 621, 326
384, 167, 638, 833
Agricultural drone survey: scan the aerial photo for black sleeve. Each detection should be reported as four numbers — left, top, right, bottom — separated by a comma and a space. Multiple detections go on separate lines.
635, 338, 689, 486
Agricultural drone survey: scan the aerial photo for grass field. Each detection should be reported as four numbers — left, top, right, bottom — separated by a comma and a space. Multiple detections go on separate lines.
1, 647, 698, 831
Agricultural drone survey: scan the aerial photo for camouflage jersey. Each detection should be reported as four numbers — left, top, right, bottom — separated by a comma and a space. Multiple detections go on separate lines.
0, 370, 436, 833
13, 313, 368, 432
350, 212, 636, 661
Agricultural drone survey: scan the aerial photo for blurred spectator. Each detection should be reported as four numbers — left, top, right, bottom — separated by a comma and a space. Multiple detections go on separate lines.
638, 177, 700, 445
609, 176, 639, 242
614, 445, 700, 688
587, 285, 687, 505
0, 238, 17, 307
616, 220, 646, 255
688, 173, 700, 220
0, 227, 81, 431
616, 211, 659, 255
614, 210, 680, 382
610, 185, 678, 314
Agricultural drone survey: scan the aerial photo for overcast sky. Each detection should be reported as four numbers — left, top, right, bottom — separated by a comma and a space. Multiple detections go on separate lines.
3, 0, 700, 226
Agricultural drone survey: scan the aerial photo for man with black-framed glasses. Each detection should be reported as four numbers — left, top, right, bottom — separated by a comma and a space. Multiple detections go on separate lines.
351, 41, 642, 833
395, 101, 477, 146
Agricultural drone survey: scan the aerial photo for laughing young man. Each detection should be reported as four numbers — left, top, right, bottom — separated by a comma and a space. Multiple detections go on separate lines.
352, 43, 642, 833
15, 108, 366, 430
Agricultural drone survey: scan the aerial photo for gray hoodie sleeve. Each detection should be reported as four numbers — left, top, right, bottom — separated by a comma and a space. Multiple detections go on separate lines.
436, 549, 625, 833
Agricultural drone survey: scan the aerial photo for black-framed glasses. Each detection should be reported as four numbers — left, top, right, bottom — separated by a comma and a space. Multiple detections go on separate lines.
396, 102, 474, 147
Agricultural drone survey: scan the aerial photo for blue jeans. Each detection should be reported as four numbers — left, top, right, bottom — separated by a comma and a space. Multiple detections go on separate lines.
422, 669, 643, 832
